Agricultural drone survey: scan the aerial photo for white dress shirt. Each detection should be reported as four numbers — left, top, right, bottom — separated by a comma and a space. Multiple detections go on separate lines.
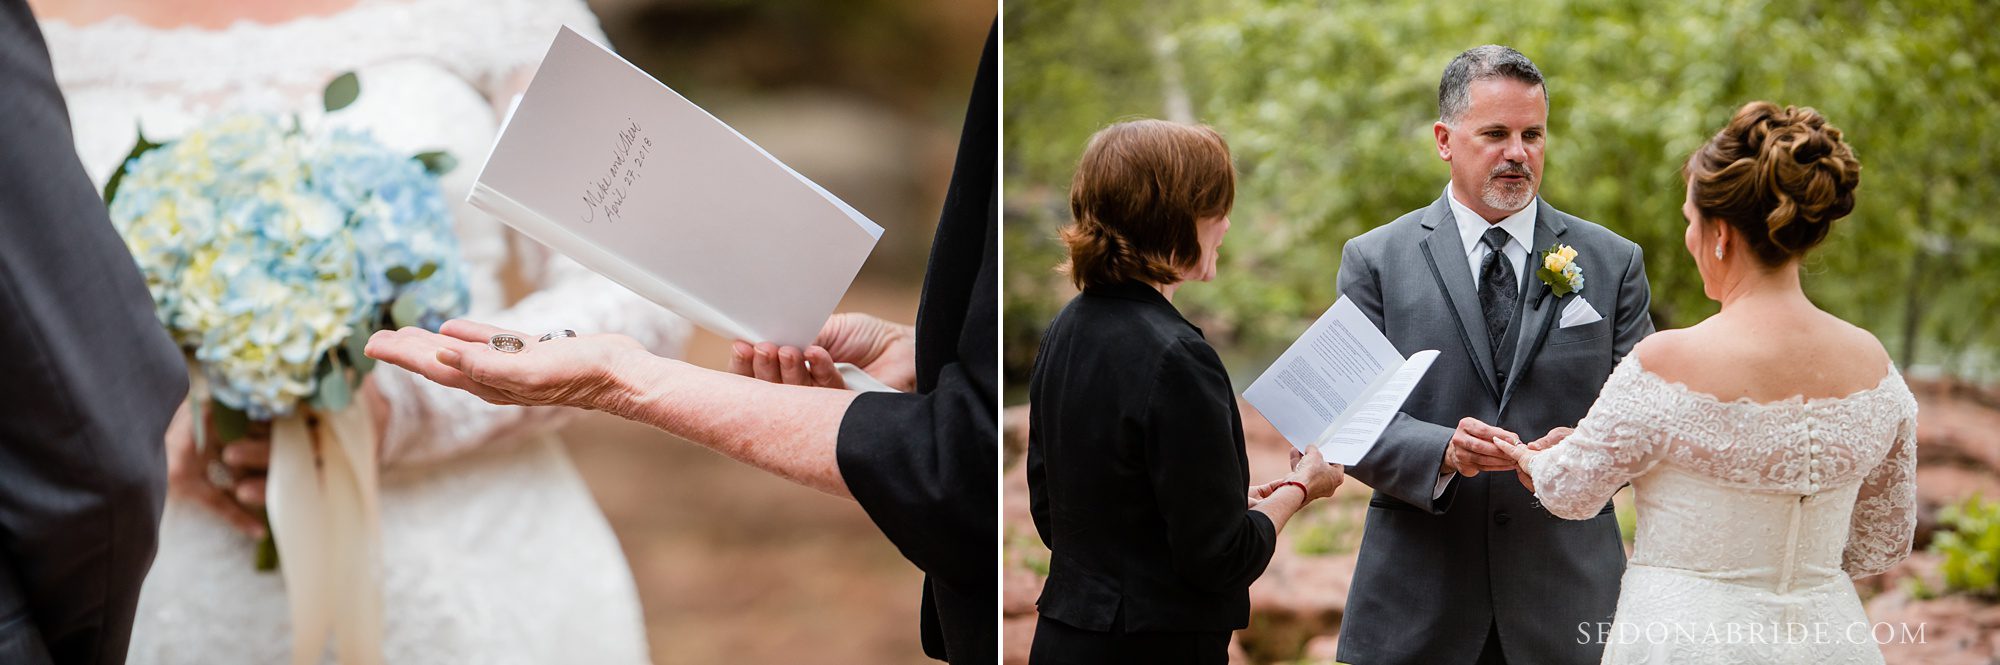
1446, 182, 1538, 289
1433, 183, 1539, 499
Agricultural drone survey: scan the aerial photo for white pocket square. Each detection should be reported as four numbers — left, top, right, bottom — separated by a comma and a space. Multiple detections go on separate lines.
1559, 296, 1604, 328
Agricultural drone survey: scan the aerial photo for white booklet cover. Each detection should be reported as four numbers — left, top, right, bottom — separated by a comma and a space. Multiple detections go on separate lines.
1242, 296, 1439, 465
469, 26, 883, 349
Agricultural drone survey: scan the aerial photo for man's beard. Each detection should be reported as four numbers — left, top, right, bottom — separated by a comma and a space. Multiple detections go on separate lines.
1481, 163, 1536, 212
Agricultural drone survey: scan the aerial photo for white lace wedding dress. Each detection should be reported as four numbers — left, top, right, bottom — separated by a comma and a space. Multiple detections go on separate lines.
1524, 355, 1918, 664
41, 1, 686, 662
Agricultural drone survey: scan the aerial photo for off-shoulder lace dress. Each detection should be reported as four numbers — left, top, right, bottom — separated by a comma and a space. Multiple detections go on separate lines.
1524, 355, 1917, 664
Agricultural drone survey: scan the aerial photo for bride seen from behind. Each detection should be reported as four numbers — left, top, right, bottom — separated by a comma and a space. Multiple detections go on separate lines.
28, 0, 685, 662
1505, 101, 1916, 663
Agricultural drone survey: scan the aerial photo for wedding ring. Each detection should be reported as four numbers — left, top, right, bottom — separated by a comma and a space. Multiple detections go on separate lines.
489, 333, 526, 353
207, 459, 235, 489
538, 329, 577, 342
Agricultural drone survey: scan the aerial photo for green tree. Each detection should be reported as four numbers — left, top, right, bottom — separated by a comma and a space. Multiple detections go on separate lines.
1004, 0, 2000, 392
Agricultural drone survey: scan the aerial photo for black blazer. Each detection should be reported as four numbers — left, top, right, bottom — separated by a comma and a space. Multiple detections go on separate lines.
1027, 282, 1277, 634
834, 22, 996, 664
0, 2, 188, 663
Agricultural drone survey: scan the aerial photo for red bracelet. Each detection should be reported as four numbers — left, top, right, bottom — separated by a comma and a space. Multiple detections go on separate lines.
1278, 480, 1311, 502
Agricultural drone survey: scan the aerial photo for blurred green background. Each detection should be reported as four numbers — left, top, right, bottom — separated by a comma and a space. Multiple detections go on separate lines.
1003, 0, 2000, 397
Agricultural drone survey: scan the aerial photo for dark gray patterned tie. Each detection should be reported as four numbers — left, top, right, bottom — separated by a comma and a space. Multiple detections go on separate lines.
1478, 227, 1517, 382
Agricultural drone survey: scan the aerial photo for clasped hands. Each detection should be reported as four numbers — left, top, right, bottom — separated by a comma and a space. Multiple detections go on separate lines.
1442, 417, 1574, 492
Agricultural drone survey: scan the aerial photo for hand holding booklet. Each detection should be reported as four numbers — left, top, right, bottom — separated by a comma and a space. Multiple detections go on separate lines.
1242, 297, 1438, 465
469, 27, 887, 381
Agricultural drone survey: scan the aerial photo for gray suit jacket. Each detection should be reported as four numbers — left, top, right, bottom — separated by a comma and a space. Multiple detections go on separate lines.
1334, 196, 1654, 665
0, 2, 187, 663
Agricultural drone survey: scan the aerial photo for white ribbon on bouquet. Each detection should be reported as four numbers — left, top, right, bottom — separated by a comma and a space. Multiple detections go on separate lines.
267, 401, 384, 665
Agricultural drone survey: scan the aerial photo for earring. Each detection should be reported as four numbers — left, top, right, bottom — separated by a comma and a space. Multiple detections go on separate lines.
1715, 245, 1724, 260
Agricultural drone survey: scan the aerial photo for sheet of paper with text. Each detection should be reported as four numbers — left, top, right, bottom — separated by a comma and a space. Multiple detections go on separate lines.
1242, 297, 1438, 465
469, 26, 883, 349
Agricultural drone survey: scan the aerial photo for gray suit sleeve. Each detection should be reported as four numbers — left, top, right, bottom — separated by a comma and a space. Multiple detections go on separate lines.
0, 6, 186, 662
1336, 239, 1459, 514
1611, 241, 1656, 358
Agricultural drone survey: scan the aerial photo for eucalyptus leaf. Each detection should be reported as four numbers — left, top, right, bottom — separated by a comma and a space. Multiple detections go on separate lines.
390, 296, 424, 330
344, 324, 378, 377
415, 262, 438, 281
385, 266, 416, 285
415, 151, 458, 176
314, 353, 352, 412
323, 72, 360, 113
102, 124, 164, 203
210, 399, 250, 445
254, 507, 280, 572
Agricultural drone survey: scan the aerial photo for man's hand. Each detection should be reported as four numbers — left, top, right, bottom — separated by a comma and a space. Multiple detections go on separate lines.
1441, 417, 1521, 477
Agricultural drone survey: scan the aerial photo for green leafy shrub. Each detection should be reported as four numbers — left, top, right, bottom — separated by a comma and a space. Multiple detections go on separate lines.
1929, 495, 2000, 599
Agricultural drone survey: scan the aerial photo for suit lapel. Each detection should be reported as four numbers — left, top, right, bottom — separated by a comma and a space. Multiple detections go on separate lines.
1500, 200, 1570, 412
1417, 197, 1500, 401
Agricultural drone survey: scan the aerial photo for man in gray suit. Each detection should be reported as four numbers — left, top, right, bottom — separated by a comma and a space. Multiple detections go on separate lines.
0, 1, 188, 663
1333, 46, 1654, 664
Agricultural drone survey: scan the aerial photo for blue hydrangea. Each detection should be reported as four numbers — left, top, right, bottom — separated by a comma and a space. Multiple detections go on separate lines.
107, 114, 468, 419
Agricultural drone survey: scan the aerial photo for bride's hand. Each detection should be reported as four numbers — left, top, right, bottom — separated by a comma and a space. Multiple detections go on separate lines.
1496, 438, 1541, 493
365, 319, 649, 411
163, 400, 267, 539
728, 313, 916, 391
1528, 426, 1575, 451
165, 376, 389, 538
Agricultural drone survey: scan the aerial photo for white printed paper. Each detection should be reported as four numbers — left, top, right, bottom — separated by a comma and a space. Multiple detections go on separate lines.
469, 27, 882, 348
1242, 297, 1439, 465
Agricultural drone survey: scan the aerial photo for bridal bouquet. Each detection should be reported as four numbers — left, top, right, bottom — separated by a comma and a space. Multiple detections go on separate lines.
102, 73, 462, 665
107, 112, 467, 421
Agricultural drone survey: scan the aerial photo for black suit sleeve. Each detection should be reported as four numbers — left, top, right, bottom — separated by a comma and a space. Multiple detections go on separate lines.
835, 198, 996, 592
1141, 339, 1277, 593
1027, 366, 1052, 550
1026, 316, 1058, 550
833, 193, 995, 663
0, 3, 188, 663
833, 22, 995, 662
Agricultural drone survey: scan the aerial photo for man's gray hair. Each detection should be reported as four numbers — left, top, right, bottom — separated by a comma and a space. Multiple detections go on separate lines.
1437, 45, 1547, 125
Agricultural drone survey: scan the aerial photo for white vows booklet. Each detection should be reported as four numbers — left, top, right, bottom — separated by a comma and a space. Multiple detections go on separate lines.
1242, 296, 1438, 465
469, 26, 883, 350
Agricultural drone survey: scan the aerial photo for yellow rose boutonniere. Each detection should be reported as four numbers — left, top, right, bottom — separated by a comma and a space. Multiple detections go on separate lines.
1536, 244, 1584, 298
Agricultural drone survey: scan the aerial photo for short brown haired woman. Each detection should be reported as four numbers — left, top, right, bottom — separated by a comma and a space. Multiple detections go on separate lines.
1026, 119, 1344, 663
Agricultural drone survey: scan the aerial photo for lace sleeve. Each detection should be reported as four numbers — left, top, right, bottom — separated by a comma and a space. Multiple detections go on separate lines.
1524, 359, 1667, 519
1842, 405, 1918, 578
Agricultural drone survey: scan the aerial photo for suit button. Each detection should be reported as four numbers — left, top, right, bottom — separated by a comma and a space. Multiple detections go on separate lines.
1494, 511, 1512, 524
